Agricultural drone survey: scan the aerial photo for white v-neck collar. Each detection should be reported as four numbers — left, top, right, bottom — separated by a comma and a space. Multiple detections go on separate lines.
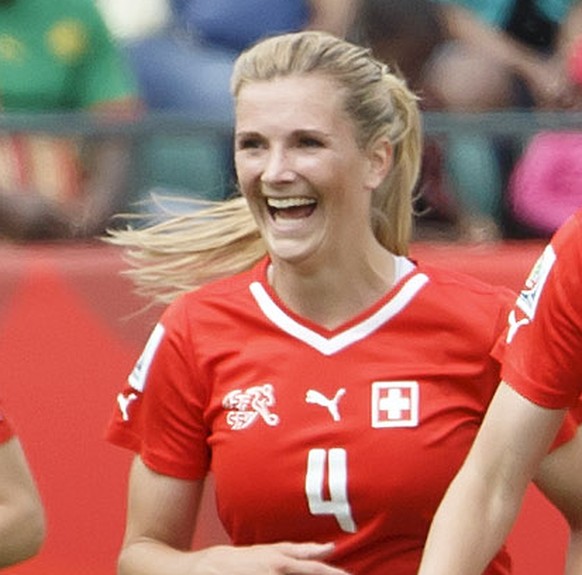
249, 269, 429, 356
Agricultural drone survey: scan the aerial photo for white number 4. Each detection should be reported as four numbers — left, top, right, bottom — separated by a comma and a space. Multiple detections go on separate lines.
305, 448, 357, 533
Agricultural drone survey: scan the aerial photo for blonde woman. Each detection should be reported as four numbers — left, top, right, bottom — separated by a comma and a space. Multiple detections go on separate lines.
107, 31, 582, 574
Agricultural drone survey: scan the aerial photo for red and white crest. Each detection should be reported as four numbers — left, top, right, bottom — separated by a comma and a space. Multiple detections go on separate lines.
371, 381, 419, 428
223, 383, 280, 430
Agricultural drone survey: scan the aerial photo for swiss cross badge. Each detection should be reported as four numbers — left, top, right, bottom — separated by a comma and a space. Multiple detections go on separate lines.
371, 381, 419, 428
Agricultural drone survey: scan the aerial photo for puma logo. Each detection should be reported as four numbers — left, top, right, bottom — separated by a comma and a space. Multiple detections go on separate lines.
506, 309, 530, 344
305, 388, 346, 421
117, 392, 138, 422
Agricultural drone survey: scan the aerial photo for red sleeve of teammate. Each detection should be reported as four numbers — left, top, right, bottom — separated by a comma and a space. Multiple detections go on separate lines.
499, 212, 582, 411
0, 401, 14, 444
106, 296, 211, 480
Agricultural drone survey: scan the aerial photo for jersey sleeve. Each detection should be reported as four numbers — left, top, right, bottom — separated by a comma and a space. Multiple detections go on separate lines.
499, 211, 582, 410
0, 402, 14, 445
106, 297, 211, 480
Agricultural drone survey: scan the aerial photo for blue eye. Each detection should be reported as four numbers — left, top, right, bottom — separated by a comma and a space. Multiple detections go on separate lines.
299, 136, 323, 148
237, 137, 263, 150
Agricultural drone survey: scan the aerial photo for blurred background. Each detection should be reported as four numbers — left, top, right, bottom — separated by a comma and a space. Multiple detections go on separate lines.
1, 0, 582, 573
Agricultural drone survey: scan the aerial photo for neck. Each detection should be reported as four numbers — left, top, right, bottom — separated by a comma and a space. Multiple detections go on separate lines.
269, 245, 396, 330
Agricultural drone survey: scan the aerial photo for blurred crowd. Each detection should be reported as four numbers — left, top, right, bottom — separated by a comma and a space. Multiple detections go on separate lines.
1, 0, 582, 243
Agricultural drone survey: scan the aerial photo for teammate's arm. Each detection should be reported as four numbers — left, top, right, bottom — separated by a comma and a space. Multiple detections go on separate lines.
0, 437, 45, 567
534, 426, 582, 575
118, 456, 349, 575
417, 382, 565, 574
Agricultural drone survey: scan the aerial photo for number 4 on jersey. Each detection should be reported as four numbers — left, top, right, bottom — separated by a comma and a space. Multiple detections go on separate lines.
305, 448, 357, 533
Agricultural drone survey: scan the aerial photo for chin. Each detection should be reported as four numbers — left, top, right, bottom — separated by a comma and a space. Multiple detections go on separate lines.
267, 241, 316, 266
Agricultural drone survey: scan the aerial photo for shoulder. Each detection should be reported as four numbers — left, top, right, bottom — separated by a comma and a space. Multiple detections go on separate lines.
188, 260, 264, 302
161, 260, 266, 328
413, 262, 516, 343
531, 209, 582, 310
417, 262, 515, 305
529, 208, 582, 305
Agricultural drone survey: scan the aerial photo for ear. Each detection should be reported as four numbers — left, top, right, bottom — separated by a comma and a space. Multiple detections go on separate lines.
364, 137, 393, 191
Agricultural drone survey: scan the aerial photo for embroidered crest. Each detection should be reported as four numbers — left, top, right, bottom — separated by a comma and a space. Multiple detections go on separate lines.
223, 384, 280, 430
371, 381, 419, 428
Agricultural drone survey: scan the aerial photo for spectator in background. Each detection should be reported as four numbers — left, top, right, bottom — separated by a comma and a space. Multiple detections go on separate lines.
508, 130, 582, 236
351, 0, 446, 105
507, 16, 582, 237
0, 0, 142, 242
350, 0, 458, 240
0, 401, 45, 568
354, 0, 582, 242
352, 0, 505, 242
122, 0, 358, 206
425, 0, 582, 240
128, 0, 357, 116
430, 0, 582, 110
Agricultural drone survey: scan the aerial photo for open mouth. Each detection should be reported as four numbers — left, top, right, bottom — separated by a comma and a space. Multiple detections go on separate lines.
266, 196, 317, 220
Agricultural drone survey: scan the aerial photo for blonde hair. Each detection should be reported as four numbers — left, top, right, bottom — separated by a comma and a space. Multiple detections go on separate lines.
108, 31, 422, 305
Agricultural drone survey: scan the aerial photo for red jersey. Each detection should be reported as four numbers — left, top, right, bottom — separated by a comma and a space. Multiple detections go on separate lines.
0, 400, 14, 444
496, 209, 582, 409
107, 258, 516, 574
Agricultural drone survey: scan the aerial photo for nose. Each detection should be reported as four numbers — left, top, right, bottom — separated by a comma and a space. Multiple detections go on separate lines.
261, 147, 296, 185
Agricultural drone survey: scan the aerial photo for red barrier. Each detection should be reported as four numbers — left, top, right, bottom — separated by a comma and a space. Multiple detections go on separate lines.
0, 241, 566, 574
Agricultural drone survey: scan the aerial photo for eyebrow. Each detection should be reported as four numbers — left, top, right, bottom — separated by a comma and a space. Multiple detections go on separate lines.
235, 128, 332, 139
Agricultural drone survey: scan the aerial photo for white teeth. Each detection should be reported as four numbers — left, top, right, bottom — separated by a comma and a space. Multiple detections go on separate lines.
266, 197, 317, 209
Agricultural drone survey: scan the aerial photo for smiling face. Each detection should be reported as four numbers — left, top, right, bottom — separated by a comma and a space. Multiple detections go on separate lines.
234, 74, 389, 269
